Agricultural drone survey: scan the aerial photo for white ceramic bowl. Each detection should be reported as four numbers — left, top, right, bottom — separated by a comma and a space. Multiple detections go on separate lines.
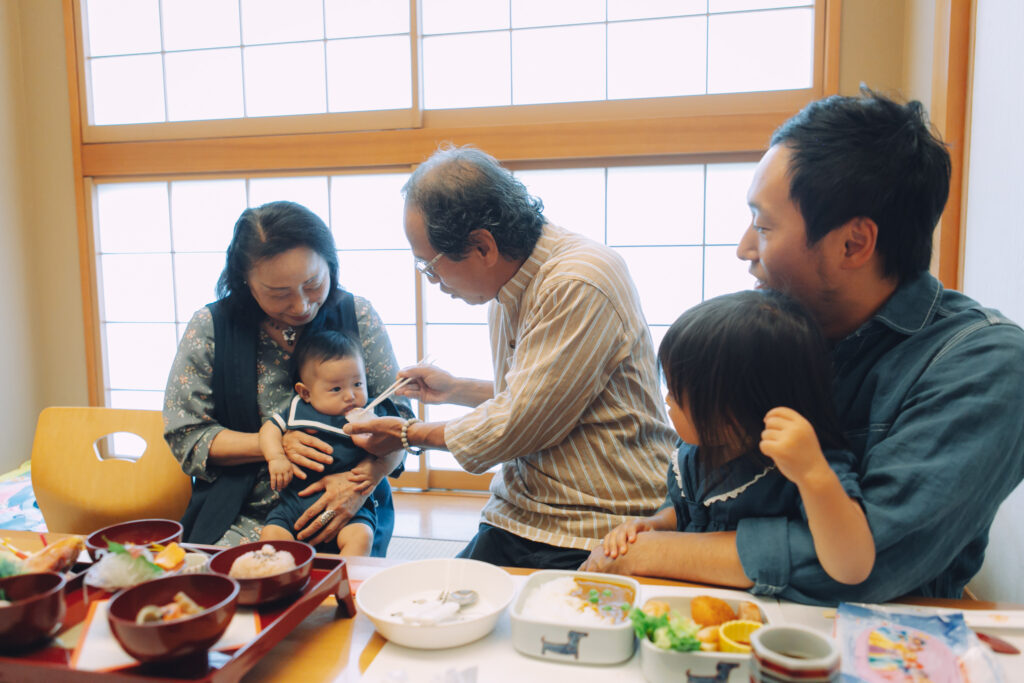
355, 558, 515, 650
638, 593, 770, 683
509, 570, 641, 665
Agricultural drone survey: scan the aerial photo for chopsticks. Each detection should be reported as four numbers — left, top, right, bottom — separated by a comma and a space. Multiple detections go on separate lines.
363, 376, 412, 412
364, 354, 434, 412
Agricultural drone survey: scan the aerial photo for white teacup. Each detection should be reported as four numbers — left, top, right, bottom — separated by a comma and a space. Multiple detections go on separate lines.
750, 624, 839, 682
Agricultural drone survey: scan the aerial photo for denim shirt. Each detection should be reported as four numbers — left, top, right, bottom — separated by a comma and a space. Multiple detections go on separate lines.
736, 272, 1024, 605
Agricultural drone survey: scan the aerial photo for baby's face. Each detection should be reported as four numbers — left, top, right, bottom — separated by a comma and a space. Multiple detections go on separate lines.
300, 355, 367, 416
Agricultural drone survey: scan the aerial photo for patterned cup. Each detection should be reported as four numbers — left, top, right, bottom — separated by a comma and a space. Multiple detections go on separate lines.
750, 624, 839, 682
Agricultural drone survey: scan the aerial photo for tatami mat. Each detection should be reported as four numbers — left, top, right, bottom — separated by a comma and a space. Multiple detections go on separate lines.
386, 536, 465, 561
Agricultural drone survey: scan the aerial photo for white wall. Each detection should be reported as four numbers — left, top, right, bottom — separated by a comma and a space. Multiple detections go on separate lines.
962, 0, 1024, 604
0, 0, 84, 473
17, 0, 87, 412
0, 0, 38, 472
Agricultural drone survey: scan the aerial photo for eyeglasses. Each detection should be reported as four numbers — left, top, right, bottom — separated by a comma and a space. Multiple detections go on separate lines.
414, 252, 444, 279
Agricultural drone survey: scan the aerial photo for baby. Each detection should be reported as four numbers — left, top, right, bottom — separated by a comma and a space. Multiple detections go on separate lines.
258, 330, 398, 555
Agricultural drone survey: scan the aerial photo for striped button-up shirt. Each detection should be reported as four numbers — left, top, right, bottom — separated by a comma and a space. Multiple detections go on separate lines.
445, 224, 677, 550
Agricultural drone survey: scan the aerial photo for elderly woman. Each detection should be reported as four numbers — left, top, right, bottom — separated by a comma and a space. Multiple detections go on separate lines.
163, 200, 411, 554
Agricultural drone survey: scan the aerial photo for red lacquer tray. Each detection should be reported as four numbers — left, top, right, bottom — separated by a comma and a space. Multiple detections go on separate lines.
0, 544, 355, 682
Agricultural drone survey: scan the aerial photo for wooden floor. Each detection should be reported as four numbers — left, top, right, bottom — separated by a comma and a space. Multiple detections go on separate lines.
392, 490, 487, 541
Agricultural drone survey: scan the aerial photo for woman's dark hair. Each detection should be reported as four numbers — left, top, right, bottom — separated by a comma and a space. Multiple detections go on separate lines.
659, 290, 845, 475
771, 87, 951, 283
401, 145, 545, 261
292, 330, 362, 385
216, 201, 340, 320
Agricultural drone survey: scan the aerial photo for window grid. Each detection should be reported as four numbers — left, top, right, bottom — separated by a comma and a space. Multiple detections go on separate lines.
97, 160, 752, 390
81, 0, 813, 125
82, 0, 414, 124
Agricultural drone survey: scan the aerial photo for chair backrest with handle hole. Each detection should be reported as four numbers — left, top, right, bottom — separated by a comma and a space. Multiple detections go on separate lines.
30, 407, 192, 534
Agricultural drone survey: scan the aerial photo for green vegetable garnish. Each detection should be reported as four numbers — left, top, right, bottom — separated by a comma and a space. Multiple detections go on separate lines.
629, 606, 701, 652
589, 595, 600, 603
0, 554, 21, 579
104, 538, 162, 573
603, 589, 613, 597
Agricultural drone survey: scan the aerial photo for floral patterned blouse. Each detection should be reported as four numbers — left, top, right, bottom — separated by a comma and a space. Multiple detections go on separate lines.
162, 293, 410, 546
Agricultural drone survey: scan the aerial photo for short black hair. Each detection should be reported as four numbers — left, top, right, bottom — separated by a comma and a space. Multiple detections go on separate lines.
771, 88, 951, 282
292, 330, 362, 385
402, 144, 545, 261
217, 201, 341, 320
659, 290, 845, 474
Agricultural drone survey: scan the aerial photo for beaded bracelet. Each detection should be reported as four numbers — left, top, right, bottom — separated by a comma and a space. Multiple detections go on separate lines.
401, 417, 422, 451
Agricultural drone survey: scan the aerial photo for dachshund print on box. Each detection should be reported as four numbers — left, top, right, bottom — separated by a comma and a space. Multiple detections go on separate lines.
540, 630, 589, 659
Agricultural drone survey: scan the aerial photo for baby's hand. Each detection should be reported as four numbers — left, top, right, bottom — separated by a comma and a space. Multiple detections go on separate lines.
268, 458, 293, 491
760, 407, 829, 486
602, 518, 655, 559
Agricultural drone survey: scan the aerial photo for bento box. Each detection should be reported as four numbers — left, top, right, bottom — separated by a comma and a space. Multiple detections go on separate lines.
509, 569, 640, 665
637, 591, 772, 683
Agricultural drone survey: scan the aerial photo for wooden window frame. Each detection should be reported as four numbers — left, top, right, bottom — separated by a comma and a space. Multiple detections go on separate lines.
64, 0, 842, 491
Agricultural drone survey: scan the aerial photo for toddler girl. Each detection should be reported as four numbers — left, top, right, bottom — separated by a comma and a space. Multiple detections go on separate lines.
601, 290, 874, 585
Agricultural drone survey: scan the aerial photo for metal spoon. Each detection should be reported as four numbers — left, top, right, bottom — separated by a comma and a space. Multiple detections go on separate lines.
444, 589, 479, 608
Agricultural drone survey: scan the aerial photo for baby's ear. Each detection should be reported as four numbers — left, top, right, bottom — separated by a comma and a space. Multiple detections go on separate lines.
295, 382, 311, 402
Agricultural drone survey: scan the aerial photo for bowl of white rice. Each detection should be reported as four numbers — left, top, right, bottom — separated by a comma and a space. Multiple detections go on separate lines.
509, 569, 641, 665
355, 558, 515, 649
207, 540, 313, 605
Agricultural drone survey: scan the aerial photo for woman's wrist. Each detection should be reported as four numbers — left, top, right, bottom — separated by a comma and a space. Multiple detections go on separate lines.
208, 429, 264, 464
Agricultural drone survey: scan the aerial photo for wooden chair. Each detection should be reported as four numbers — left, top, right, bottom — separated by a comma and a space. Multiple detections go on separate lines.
30, 407, 191, 535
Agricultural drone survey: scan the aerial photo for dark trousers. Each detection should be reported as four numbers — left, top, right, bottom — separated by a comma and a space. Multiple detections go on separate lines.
456, 523, 591, 569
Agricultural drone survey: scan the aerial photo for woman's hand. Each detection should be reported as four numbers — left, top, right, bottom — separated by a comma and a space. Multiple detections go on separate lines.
346, 461, 376, 495
602, 517, 656, 559
282, 429, 334, 473
343, 417, 406, 456
293, 472, 368, 546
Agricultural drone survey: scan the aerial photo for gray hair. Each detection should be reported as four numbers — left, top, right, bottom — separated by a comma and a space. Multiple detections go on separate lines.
402, 145, 545, 260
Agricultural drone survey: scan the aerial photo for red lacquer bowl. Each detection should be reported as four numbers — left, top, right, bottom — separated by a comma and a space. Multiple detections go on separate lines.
107, 573, 239, 663
85, 518, 183, 561
0, 572, 67, 652
208, 540, 313, 605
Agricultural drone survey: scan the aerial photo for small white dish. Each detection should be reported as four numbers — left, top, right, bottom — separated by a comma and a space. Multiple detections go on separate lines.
509, 570, 641, 665
638, 593, 771, 683
355, 558, 515, 650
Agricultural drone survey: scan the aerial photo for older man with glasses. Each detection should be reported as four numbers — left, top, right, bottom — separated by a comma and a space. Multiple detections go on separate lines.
346, 145, 677, 569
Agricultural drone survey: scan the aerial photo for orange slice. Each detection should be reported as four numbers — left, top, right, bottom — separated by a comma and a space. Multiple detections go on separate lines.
718, 619, 762, 653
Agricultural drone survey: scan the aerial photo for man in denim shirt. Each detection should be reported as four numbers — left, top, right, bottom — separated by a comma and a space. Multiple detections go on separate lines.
581, 90, 1024, 605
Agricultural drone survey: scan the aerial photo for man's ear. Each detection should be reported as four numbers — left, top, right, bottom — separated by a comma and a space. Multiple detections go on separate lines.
295, 382, 311, 402
467, 228, 500, 266
839, 216, 879, 269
